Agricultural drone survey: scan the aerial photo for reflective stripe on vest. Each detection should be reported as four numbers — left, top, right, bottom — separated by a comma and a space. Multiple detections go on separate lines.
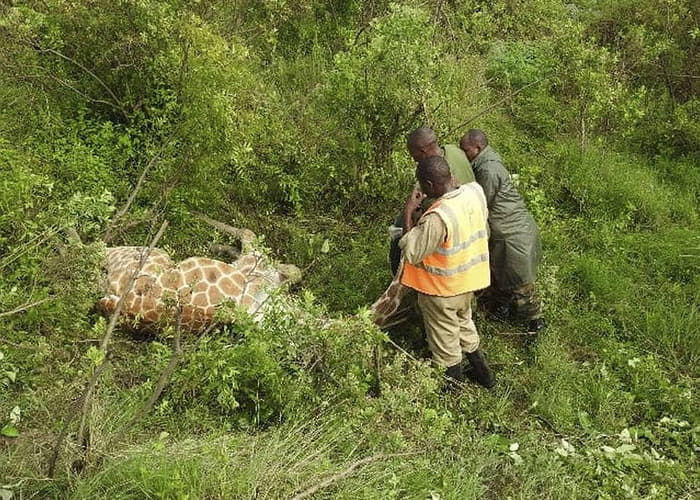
401, 185, 490, 296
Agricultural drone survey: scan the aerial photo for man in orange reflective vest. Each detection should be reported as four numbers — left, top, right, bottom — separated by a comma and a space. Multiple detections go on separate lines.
399, 155, 495, 388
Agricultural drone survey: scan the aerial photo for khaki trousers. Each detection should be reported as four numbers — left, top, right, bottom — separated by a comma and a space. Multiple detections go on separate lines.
417, 291, 480, 367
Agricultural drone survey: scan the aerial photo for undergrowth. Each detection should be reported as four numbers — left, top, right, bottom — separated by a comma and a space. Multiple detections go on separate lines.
1, 0, 698, 498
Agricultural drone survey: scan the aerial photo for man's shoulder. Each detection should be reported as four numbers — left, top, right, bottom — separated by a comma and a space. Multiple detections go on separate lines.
442, 144, 475, 183
477, 151, 509, 179
481, 147, 507, 168
443, 143, 463, 157
443, 144, 469, 165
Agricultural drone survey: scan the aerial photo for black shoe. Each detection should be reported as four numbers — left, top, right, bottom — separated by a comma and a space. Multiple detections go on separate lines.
527, 318, 547, 333
465, 349, 496, 389
488, 303, 511, 322
444, 363, 464, 392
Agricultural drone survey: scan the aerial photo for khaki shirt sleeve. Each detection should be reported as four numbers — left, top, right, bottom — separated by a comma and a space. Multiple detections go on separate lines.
398, 213, 447, 265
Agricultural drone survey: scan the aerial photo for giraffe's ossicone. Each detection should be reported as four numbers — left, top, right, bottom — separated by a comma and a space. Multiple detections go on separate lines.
98, 245, 302, 333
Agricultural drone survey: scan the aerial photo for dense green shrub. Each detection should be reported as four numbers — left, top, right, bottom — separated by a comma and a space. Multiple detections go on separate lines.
0, 1, 698, 497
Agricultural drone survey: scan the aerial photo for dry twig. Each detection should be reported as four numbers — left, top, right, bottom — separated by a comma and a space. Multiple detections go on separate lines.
0, 297, 54, 319
192, 212, 256, 252
447, 78, 548, 135
126, 309, 184, 427
104, 145, 169, 242
24, 39, 128, 119
496, 331, 538, 336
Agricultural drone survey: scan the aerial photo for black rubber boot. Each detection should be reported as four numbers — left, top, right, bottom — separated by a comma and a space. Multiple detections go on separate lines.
488, 303, 511, 322
444, 363, 464, 392
527, 318, 547, 333
465, 349, 496, 389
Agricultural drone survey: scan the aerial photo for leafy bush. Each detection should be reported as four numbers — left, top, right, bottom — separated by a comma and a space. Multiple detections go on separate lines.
162, 295, 385, 426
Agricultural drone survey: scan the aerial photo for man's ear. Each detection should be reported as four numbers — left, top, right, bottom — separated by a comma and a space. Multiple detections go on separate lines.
424, 179, 435, 193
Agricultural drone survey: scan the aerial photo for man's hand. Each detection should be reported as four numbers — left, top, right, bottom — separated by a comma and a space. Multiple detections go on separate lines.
403, 189, 426, 233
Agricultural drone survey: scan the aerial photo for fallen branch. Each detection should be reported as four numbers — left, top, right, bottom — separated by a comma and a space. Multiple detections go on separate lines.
24, 39, 128, 119
535, 414, 563, 437
103, 213, 151, 244
495, 331, 538, 336
192, 212, 256, 252
0, 337, 40, 350
0, 297, 54, 319
0, 225, 62, 271
47, 220, 168, 478
125, 310, 183, 427
104, 145, 168, 243
291, 452, 417, 500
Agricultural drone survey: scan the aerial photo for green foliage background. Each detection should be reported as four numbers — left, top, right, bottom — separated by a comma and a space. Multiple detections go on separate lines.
0, 0, 697, 498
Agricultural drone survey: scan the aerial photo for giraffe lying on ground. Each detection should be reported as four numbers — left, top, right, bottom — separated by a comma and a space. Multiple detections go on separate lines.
98, 226, 410, 334
98, 242, 302, 333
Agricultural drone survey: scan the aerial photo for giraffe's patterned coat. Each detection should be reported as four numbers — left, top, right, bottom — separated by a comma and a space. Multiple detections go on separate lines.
98, 246, 301, 333
369, 260, 415, 330
98, 238, 408, 334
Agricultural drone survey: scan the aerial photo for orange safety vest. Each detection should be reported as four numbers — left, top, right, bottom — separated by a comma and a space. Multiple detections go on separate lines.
401, 184, 490, 296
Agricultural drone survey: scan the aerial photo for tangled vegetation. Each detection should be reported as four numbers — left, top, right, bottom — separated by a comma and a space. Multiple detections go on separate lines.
0, 1, 698, 498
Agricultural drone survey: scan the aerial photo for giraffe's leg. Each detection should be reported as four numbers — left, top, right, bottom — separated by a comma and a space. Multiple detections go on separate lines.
97, 295, 120, 315
370, 261, 416, 330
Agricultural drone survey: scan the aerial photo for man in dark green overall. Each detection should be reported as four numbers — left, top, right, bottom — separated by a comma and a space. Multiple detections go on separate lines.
460, 129, 546, 333
389, 127, 474, 275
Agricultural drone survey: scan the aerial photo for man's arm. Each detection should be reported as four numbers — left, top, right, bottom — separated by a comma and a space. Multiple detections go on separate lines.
480, 167, 501, 209
402, 188, 426, 234
399, 213, 447, 265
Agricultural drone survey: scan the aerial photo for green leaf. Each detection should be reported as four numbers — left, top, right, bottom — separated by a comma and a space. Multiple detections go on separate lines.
86, 346, 105, 366
1, 424, 19, 438
578, 410, 592, 430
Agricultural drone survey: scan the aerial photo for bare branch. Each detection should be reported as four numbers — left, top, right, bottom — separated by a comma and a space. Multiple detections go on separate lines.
192, 212, 256, 252
45, 73, 125, 112
125, 309, 183, 427
24, 39, 129, 119
103, 215, 150, 244
104, 145, 168, 242
292, 452, 418, 500
0, 297, 54, 318
0, 337, 39, 350
0, 225, 62, 271
496, 331, 538, 336
447, 78, 548, 135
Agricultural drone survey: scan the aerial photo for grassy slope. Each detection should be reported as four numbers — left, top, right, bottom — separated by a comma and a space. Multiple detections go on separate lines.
2, 144, 696, 499
1, 2, 699, 499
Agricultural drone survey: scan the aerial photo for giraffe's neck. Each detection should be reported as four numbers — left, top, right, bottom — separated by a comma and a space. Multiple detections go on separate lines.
369, 261, 413, 330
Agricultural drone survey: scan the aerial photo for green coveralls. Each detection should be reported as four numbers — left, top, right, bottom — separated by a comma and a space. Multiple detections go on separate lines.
470, 146, 542, 320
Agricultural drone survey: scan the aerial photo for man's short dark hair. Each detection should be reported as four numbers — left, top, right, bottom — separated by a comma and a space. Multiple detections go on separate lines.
417, 155, 451, 184
464, 129, 488, 148
407, 127, 438, 149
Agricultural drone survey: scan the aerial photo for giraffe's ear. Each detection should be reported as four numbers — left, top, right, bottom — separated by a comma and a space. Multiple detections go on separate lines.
277, 264, 302, 285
